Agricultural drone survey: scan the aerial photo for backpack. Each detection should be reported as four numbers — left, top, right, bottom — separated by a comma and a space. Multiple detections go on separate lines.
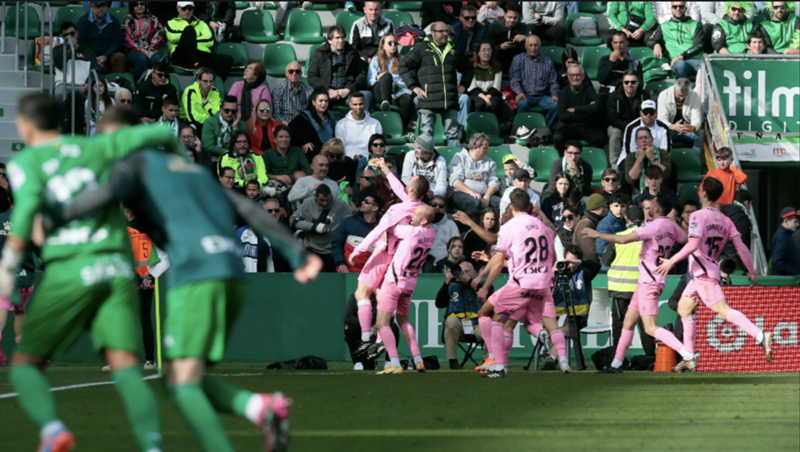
592, 346, 629, 371
572, 17, 598, 40
266, 355, 328, 370
524, 127, 553, 147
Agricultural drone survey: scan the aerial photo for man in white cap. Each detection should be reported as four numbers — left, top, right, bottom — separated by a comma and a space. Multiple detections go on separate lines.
165, 2, 234, 79
401, 134, 448, 198
619, 99, 672, 166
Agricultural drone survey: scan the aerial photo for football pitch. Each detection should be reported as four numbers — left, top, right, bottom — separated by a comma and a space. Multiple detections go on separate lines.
1, 361, 798, 452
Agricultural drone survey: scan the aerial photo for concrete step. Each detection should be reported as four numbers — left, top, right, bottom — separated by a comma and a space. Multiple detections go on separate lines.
0, 103, 18, 119
0, 87, 39, 103
0, 53, 16, 70
0, 138, 27, 162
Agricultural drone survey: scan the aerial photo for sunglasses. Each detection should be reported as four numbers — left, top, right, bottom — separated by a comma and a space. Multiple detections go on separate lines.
563, 214, 576, 221
463, 15, 477, 21
223, 108, 237, 114
773, 4, 786, 9
430, 202, 445, 208
62, 31, 76, 37
181, 5, 194, 11
287, 69, 302, 75
731, 7, 745, 13
132, 2, 146, 7
328, 153, 343, 159
623, 80, 638, 85
385, 41, 397, 46
363, 199, 374, 205
671, 5, 686, 9
642, 109, 656, 116
153, 71, 166, 78
0, 172, 6, 177
266, 208, 280, 213
371, 142, 386, 147
259, 107, 271, 113
603, 177, 619, 182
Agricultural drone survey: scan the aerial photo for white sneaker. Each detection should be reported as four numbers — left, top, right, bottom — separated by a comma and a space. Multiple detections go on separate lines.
353, 362, 364, 371
559, 360, 572, 374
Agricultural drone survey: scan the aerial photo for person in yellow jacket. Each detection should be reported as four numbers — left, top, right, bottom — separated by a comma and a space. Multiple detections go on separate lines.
180, 67, 221, 129
217, 131, 270, 189
165, 1, 233, 80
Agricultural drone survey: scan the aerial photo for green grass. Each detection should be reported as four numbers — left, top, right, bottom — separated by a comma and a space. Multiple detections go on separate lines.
1, 361, 798, 452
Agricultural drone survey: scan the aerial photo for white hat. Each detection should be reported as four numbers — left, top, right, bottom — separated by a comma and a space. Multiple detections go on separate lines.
177, 2, 195, 7
641, 99, 657, 110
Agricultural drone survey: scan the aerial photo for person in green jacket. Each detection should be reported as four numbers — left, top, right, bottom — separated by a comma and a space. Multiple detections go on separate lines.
180, 67, 221, 129
606, 2, 658, 47
758, 1, 800, 53
201, 95, 247, 157
648, 2, 705, 79
164, 1, 232, 79
217, 131, 270, 189
712, 2, 755, 53
786, 28, 800, 53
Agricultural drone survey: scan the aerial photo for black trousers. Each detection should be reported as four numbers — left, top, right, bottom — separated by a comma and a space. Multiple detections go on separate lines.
172, 25, 234, 80
343, 318, 399, 370
140, 288, 155, 362
316, 251, 338, 273
469, 91, 502, 116
553, 124, 607, 154
612, 297, 656, 356
528, 22, 566, 47
372, 75, 415, 130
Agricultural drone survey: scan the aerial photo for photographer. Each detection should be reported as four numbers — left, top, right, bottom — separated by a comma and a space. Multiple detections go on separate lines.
435, 262, 493, 370
343, 292, 399, 370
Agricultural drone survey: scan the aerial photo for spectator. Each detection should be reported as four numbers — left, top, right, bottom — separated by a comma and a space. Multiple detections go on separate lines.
156, 97, 183, 135
53, 22, 99, 99
552, 245, 602, 333
166, 2, 234, 79
244, 179, 264, 204
436, 261, 491, 369
553, 65, 605, 153
541, 171, 582, 228
399, 21, 470, 148
720, 189, 753, 273
372, 156, 403, 212
654, 1, 700, 24
433, 237, 465, 273
308, 26, 370, 110
343, 292, 399, 370
122, 206, 157, 370
201, 95, 247, 159
335, 92, 383, 161
554, 204, 579, 260
573, 193, 608, 261
289, 154, 340, 207
598, 30, 644, 88
619, 99, 672, 166
498, 155, 536, 197
713, 2, 755, 54
428, 195, 461, 267
556, 47, 580, 89
246, 99, 280, 155
607, 69, 649, 166
332, 189, 382, 273
785, 28, 800, 54
181, 67, 222, 130
478, 2, 505, 24
290, 185, 352, 272
355, 133, 387, 181
606, 2, 658, 48
238, 200, 289, 273
455, 207, 499, 271
634, 166, 681, 205
509, 35, 559, 127
639, 196, 653, 222
680, 199, 699, 229
218, 166, 235, 188
699, 146, 747, 205
453, 5, 489, 58
350, 1, 394, 61
596, 193, 630, 269
625, 127, 672, 195
401, 135, 448, 198
367, 35, 414, 129
648, 2, 704, 80
467, 40, 503, 117
228, 61, 272, 117
599, 168, 627, 203
289, 90, 336, 161
272, 62, 314, 125
321, 138, 358, 188
122, 1, 166, 83
216, 131, 270, 190
85, 75, 114, 136
447, 133, 501, 220
489, 2, 529, 73
499, 168, 540, 216
547, 140, 593, 198
180, 125, 204, 166
197, 1, 241, 43
658, 78, 703, 153
134, 62, 178, 123
77, 2, 127, 73
771, 207, 800, 276
421, 2, 460, 29
263, 125, 313, 187
700, 2, 730, 53
114, 88, 133, 109
522, 1, 566, 48
350, 166, 376, 207
746, 30, 769, 55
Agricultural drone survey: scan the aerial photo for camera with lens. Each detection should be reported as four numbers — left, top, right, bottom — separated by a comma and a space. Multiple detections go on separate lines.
555, 261, 568, 273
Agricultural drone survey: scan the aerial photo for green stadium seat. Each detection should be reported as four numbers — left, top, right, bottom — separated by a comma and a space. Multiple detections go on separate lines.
284, 10, 326, 44
671, 149, 704, 182
240, 10, 280, 43
335, 10, 364, 40
383, 10, 415, 27
437, 147, 462, 168
386, 146, 412, 156
262, 43, 297, 77
235, 1, 251, 9
169, 74, 182, 94
487, 147, 514, 179
311, 2, 339, 11
54, 5, 85, 31
259, 2, 278, 10
415, 113, 446, 145
753, 14, 769, 25
580, 2, 607, 14
27, 41, 50, 73
512, 112, 546, 145
108, 7, 127, 25
629, 47, 654, 61
566, 13, 603, 46
304, 43, 325, 75
527, 147, 559, 182
582, 147, 608, 182
32, 1, 70, 6
105, 72, 136, 90
5, 5, 41, 38
388, 2, 423, 11
464, 112, 504, 146
580, 47, 612, 80
371, 111, 406, 145
214, 76, 227, 98
679, 183, 701, 204
540, 46, 565, 65
215, 43, 249, 76
645, 80, 674, 94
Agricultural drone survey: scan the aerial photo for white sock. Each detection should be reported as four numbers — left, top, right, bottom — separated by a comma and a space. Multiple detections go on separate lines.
244, 394, 264, 424
558, 356, 568, 364
756, 331, 764, 344
41, 420, 66, 439
611, 358, 623, 368
488, 352, 494, 359
375, 337, 383, 344
413, 355, 423, 365
361, 332, 371, 342
678, 347, 694, 361
389, 357, 401, 367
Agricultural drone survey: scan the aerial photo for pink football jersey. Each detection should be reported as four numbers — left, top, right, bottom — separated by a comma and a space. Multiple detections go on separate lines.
635, 217, 685, 285
495, 213, 555, 290
387, 224, 435, 290
687, 207, 740, 281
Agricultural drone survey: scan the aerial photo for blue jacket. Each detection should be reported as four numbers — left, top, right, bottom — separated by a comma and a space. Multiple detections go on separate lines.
596, 214, 627, 270
451, 21, 488, 57
771, 224, 800, 276
435, 281, 493, 326
77, 12, 122, 59
331, 212, 380, 267
553, 260, 602, 330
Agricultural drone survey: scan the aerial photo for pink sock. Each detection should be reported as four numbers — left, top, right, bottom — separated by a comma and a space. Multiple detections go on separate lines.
400, 323, 421, 358
655, 327, 685, 353
501, 331, 514, 367
727, 309, 762, 340
615, 329, 635, 362
357, 304, 373, 333
525, 322, 543, 337
550, 329, 567, 358
681, 317, 696, 355
492, 322, 506, 365
379, 326, 399, 359
478, 316, 493, 355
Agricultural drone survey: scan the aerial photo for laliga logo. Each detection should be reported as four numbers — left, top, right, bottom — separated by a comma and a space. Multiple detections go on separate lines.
722, 69, 799, 132
707, 317, 798, 353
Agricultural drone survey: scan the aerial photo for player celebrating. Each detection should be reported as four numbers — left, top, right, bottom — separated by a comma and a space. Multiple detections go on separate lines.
374, 205, 436, 374
655, 177, 772, 372
582, 193, 686, 373
478, 190, 570, 377
1, 95, 181, 452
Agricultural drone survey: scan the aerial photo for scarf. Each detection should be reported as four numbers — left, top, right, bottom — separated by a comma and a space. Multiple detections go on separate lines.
639, 146, 662, 194
236, 151, 258, 182
562, 157, 583, 188
159, 116, 178, 135
732, 200, 753, 226
217, 112, 233, 148
241, 80, 259, 123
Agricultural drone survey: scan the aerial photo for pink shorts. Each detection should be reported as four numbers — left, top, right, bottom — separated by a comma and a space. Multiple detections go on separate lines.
0, 285, 34, 312
629, 282, 664, 317
377, 281, 413, 316
490, 284, 553, 323
357, 250, 391, 290
682, 276, 725, 308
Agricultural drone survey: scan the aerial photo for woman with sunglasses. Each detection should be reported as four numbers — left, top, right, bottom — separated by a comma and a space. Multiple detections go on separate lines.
122, 1, 166, 83
541, 171, 582, 229
320, 138, 357, 188
466, 40, 503, 117
288, 89, 337, 161
246, 99, 281, 155
355, 133, 388, 180
367, 34, 415, 130
228, 60, 272, 117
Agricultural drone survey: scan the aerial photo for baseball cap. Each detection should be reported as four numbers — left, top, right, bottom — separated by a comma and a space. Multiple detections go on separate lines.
780, 207, 799, 220
512, 168, 531, 180
502, 154, 518, 164
177, 2, 195, 7
641, 100, 657, 111
414, 134, 435, 154
585, 193, 607, 211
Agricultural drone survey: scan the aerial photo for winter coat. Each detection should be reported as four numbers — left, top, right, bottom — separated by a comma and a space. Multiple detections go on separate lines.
451, 21, 488, 56
350, 16, 395, 58
398, 37, 469, 111
246, 118, 281, 155
307, 42, 366, 94
596, 213, 628, 270
331, 212, 382, 270
401, 150, 449, 197
771, 225, 800, 276
200, 112, 248, 155
290, 197, 352, 254
556, 79, 601, 127
218, 149, 269, 187
573, 211, 604, 262
288, 110, 336, 160
122, 13, 165, 53
607, 81, 650, 131
180, 81, 221, 126
165, 15, 214, 55
134, 73, 179, 120
77, 12, 122, 58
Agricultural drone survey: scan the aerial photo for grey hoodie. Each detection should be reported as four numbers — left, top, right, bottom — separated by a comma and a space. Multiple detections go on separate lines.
448, 149, 500, 195
290, 196, 352, 254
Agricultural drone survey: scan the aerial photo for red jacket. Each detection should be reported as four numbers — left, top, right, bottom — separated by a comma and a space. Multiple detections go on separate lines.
246, 118, 280, 155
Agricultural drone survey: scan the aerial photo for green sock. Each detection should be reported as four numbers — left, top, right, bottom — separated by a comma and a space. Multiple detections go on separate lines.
9, 364, 60, 430
202, 375, 253, 418
112, 367, 162, 452
169, 383, 236, 452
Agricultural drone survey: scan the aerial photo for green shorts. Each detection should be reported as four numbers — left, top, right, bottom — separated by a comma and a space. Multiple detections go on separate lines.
163, 279, 247, 362
18, 254, 142, 359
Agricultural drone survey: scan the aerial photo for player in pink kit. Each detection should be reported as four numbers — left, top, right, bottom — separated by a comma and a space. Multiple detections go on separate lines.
477, 190, 570, 377
583, 193, 686, 373
374, 205, 436, 374
656, 177, 772, 372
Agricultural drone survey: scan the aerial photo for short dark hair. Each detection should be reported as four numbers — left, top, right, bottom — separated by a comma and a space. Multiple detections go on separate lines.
622, 68, 638, 78
636, 127, 652, 139
60, 21, 76, 33
683, 199, 700, 210
748, 30, 765, 46
601, 168, 619, 179
349, 91, 365, 101
180, 125, 196, 136
564, 140, 583, 153
163, 96, 180, 108
315, 184, 332, 197
18, 93, 62, 132
222, 95, 238, 106
734, 189, 752, 204
461, 4, 478, 15
562, 203, 578, 215
701, 176, 724, 202
431, 194, 446, 204
504, 2, 522, 15
327, 25, 346, 40
611, 30, 628, 42
196, 67, 216, 81
716, 147, 733, 159
564, 244, 584, 260
244, 179, 260, 189
644, 165, 664, 180
610, 193, 629, 206
509, 188, 531, 213
411, 176, 430, 197
219, 166, 234, 177
274, 124, 291, 137
153, 61, 170, 74
361, 188, 384, 210
654, 192, 673, 217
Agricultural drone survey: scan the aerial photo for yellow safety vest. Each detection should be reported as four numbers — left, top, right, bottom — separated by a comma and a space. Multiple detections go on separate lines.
607, 226, 641, 293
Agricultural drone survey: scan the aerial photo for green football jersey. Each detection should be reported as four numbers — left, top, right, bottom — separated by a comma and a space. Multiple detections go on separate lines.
7, 126, 180, 266
0, 208, 37, 288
